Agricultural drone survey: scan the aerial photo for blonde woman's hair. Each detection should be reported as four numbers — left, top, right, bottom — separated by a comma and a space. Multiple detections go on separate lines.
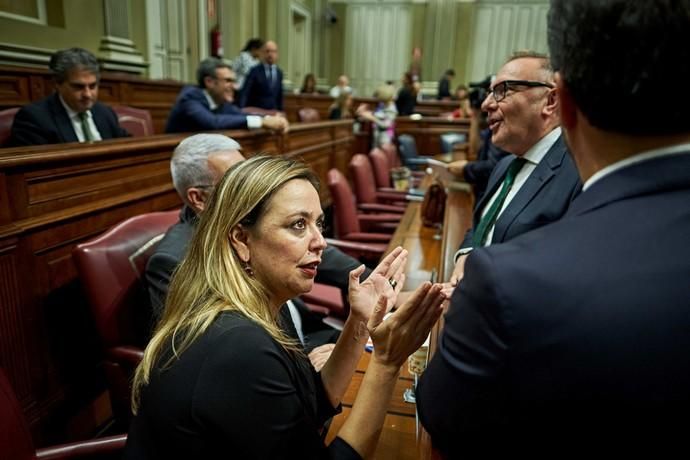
131, 155, 319, 413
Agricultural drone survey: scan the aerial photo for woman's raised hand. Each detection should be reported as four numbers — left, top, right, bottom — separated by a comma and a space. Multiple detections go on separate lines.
367, 282, 446, 369
348, 247, 407, 321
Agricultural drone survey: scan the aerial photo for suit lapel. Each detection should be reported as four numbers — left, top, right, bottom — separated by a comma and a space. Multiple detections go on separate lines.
473, 156, 515, 226
50, 94, 79, 143
90, 104, 110, 138
492, 136, 566, 243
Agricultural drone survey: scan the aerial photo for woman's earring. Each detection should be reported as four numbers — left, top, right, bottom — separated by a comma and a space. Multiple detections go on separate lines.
243, 261, 254, 277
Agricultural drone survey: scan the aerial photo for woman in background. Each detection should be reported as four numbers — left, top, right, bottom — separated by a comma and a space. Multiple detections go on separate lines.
232, 38, 264, 95
300, 73, 318, 94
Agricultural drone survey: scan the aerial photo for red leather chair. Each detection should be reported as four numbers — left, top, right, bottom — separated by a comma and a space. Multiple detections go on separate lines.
327, 168, 400, 241
298, 107, 321, 123
0, 368, 126, 460
381, 142, 401, 168
72, 210, 179, 425
369, 148, 423, 191
349, 154, 407, 212
112, 105, 154, 137
0, 107, 20, 146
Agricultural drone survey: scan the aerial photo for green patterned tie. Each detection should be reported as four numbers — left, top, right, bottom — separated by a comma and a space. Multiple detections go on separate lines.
472, 157, 526, 247
78, 111, 94, 142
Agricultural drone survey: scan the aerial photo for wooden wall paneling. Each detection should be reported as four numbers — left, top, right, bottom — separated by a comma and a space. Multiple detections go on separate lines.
0, 74, 30, 106
395, 116, 472, 157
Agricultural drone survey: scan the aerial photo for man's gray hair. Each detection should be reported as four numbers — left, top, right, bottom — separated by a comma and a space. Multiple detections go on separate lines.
196, 57, 231, 88
171, 134, 241, 199
49, 48, 100, 83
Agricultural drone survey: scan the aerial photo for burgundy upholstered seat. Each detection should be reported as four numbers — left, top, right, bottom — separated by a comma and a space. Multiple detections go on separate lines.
112, 105, 154, 137
0, 107, 19, 146
72, 209, 178, 425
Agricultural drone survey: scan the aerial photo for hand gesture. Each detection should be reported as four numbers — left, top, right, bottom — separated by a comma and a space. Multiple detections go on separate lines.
348, 246, 407, 321
368, 282, 446, 369
449, 253, 468, 287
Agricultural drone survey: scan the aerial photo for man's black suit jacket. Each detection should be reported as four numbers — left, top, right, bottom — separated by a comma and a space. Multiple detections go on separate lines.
8, 93, 130, 146
418, 150, 690, 454
238, 64, 284, 111
460, 134, 581, 249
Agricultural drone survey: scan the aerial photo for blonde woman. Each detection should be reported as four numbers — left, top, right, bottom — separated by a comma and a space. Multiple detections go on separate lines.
126, 155, 445, 459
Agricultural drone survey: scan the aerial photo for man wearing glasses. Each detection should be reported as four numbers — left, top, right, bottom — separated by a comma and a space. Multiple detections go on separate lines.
165, 57, 288, 133
449, 51, 581, 286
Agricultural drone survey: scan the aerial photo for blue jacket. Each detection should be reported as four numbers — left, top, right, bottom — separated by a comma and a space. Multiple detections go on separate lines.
237, 64, 283, 111
165, 86, 250, 133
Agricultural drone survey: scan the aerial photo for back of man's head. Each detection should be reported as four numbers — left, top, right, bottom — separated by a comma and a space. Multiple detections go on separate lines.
171, 134, 241, 201
196, 57, 230, 88
548, 0, 689, 135
49, 47, 100, 83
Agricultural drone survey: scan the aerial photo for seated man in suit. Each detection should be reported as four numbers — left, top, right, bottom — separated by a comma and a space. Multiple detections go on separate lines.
146, 133, 372, 368
418, 0, 690, 454
8, 47, 130, 146
165, 57, 288, 133
237, 40, 284, 111
449, 51, 581, 286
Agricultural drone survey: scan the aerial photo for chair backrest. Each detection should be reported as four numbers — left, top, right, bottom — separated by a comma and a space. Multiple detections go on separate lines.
349, 154, 380, 205
0, 107, 20, 147
73, 210, 179, 349
381, 142, 401, 168
112, 105, 154, 137
0, 369, 36, 460
397, 134, 419, 165
298, 107, 320, 123
368, 148, 392, 188
327, 169, 361, 238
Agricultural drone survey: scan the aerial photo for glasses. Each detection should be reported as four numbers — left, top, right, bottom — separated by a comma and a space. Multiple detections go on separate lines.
488, 80, 554, 102
214, 76, 237, 84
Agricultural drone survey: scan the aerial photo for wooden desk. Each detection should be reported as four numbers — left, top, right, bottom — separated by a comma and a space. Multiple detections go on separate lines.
395, 116, 478, 160
325, 177, 474, 459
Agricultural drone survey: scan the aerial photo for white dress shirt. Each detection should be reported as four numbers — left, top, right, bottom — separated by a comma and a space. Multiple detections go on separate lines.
59, 95, 102, 142
455, 127, 562, 260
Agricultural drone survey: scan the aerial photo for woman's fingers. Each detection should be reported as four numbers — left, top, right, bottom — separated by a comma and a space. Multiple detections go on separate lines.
348, 264, 366, 292
367, 294, 388, 333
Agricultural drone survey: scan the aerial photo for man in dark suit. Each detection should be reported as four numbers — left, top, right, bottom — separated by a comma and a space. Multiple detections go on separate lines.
146, 133, 371, 367
237, 40, 284, 111
417, 0, 690, 455
8, 47, 129, 147
449, 51, 581, 285
165, 57, 288, 133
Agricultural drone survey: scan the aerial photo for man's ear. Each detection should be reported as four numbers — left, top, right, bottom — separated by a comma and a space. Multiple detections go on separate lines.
555, 72, 577, 130
229, 224, 251, 263
203, 75, 215, 89
186, 188, 206, 214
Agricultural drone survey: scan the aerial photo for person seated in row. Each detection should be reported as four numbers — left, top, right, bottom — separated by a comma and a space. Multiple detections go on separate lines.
395, 72, 420, 116
165, 57, 288, 134
328, 93, 353, 120
238, 40, 284, 111
437, 68, 455, 101
146, 133, 372, 367
450, 84, 472, 118
355, 84, 397, 147
300, 73, 319, 95
329, 74, 353, 98
8, 47, 130, 147
126, 154, 446, 459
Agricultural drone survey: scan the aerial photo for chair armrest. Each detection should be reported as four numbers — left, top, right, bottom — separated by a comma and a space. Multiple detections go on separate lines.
36, 434, 127, 460
106, 346, 144, 366
325, 238, 387, 257
341, 233, 392, 243
358, 203, 406, 213
357, 213, 402, 224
